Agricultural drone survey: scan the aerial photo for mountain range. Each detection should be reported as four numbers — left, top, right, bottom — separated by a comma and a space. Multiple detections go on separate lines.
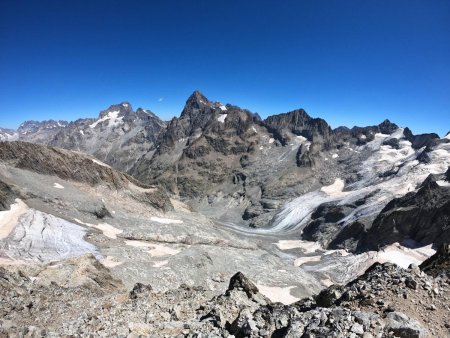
0, 91, 449, 336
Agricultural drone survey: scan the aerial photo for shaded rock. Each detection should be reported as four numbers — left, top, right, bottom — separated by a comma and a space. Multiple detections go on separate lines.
0, 179, 16, 211
384, 312, 427, 338
227, 272, 259, 298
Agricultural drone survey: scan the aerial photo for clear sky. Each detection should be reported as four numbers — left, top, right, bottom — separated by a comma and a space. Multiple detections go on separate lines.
0, 0, 449, 136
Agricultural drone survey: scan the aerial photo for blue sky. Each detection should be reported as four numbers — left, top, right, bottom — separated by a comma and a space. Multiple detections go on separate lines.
0, 0, 449, 135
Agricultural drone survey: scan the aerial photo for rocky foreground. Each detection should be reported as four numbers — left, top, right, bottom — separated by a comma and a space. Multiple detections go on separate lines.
1, 247, 449, 338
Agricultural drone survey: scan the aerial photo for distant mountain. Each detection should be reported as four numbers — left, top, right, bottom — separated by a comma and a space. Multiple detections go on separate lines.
0, 128, 18, 141
49, 102, 166, 172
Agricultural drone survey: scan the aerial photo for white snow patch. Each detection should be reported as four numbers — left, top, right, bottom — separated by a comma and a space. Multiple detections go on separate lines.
269, 138, 275, 144
123, 103, 129, 107
252, 126, 257, 133
217, 114, 228, 123
275, 240, 322, 253
436, 180, 450, 187
0, 199, 29, 239
256, 284, 299, 305
53, 183, 64, 189
74, 218, 122, 239
89, 111, 123, 128
374, 243, 435, 269
101, 256, 123, 268
321, 178, 347, 197
294, 255, 321, 267
321, 279, 334, 287
219, 105, 227, 111
150, 217, 183, 224
332, 153, 339, 159
92, 159, 110, 168
79, 130, 84, 135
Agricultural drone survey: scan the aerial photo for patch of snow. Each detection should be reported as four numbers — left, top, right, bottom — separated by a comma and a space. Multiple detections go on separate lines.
217, 114, 228, 123
321, 279, 334, 287
153, 260, 168, 267
294, 255, 321, 267
375, 243, 435, 269
274, 240, 322, 253
332, 153, 339, 159
150, 216, 183, 224
89, 110, 123, 128
0, 199, 29, 239
252, 126, 257, 133
73, 218, 122, 239
269, 138, 275, 144
360, 134, 367, 140
101, 256, 124, 268
256, 284, 299, 305
436, 180, 450, 187
92, 159, 110, 168
219, 105, 227, 111
123, 103, 129, 107
79, 130, 84, 135
321, 178, 347, 197
53, 183, 64, 189
444, 132, 450, 140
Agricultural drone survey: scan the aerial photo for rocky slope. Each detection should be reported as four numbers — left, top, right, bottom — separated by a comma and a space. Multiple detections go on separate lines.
0, 141, 173, 210
1, 253, 448, 337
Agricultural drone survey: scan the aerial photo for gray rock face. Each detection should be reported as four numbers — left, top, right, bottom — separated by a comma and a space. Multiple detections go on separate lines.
264, 108, 332, 146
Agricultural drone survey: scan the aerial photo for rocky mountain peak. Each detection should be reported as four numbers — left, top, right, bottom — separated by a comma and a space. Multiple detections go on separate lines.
99, 102, 133, 119
180, 90, 213, 118
264, 108, 332, 145
378, 119, 398, 134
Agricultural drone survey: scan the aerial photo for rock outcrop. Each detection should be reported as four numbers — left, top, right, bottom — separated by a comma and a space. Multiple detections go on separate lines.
357, 173, 450, 252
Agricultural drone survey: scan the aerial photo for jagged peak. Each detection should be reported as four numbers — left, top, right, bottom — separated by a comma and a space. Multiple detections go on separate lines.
180, 90, 212, 118
377, 119, 398, 134
188, 90, 209, 104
